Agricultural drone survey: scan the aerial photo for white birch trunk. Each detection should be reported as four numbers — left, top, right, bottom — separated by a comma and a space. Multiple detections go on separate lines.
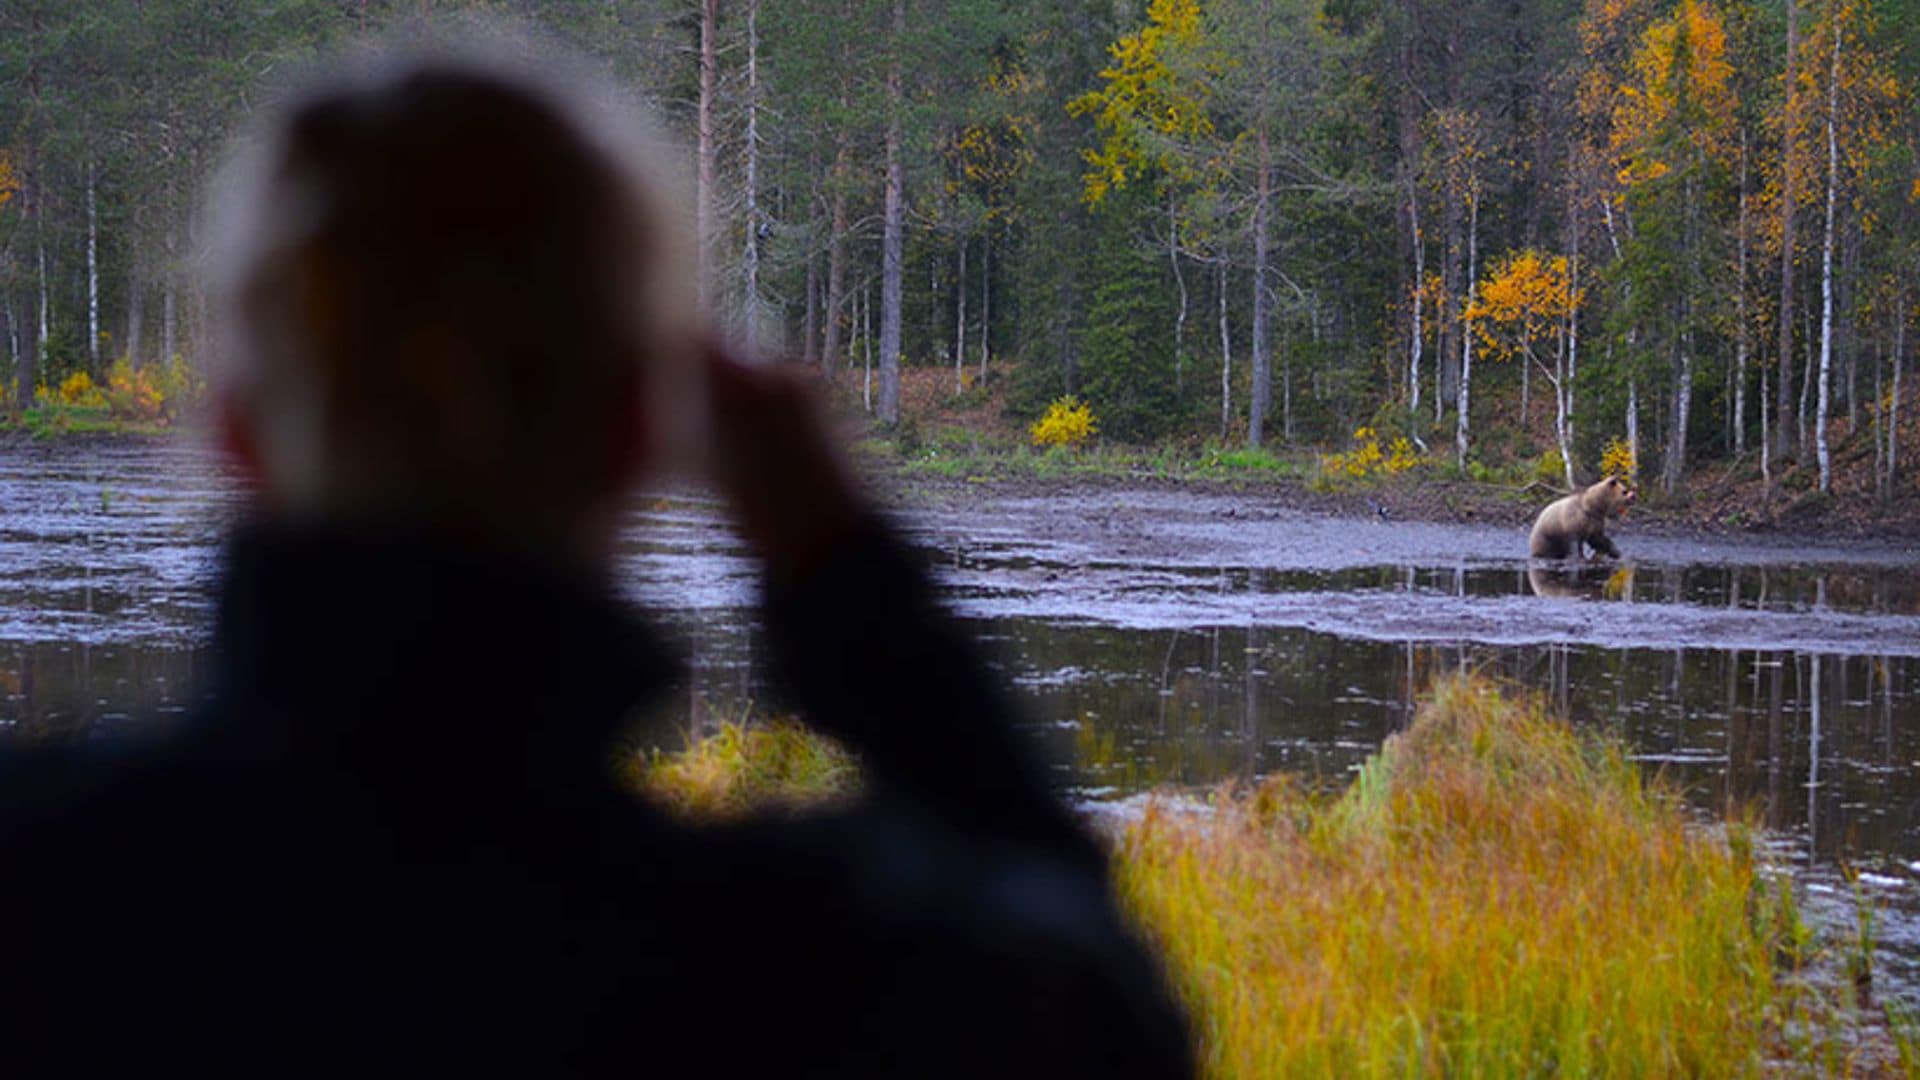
1887, 295, 1903, 500
1815, 13, 1841, 494
1667, 339, 1692, 494
1628, 378, 1640, 482
1455, 188, 1477, 469
37, 241, 49, 357
1409, 184, 1423, 416
1566, 246, 1580, 485
5, 291, 17, 383
1170, 190, 1186, 395
1218, 259, 1232, 438
87, 163, 99, 367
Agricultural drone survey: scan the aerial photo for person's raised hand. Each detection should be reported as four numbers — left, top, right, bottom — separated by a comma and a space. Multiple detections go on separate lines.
703, 341, 865, 581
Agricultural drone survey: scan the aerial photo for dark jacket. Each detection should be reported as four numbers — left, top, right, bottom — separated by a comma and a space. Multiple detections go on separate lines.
0, 519, 1190, 1076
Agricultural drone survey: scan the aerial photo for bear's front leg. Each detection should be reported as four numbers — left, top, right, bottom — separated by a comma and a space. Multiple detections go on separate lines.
1585, 534, 1621, 560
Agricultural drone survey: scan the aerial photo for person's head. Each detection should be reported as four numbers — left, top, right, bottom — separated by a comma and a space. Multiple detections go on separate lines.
207, 39, 695, 564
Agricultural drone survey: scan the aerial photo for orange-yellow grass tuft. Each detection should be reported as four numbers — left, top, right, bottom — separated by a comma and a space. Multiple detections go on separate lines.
633, 719, 858, 822
1117, 675, 1806, 1077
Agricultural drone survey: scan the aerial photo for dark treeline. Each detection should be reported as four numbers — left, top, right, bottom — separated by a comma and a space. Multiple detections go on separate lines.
3, 0, 1916, 496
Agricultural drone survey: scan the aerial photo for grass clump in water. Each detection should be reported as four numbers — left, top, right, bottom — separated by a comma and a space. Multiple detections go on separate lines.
635, 718, 857, 821
1117, 676, 1809, 1077
636, 680, 1889, 1074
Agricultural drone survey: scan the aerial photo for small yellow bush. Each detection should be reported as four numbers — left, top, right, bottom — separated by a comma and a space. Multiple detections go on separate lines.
1600, 437, 1637, 482
1030, 395, 1097, 448
104, 358, 167, 421
1322, 427, 1419, 482
96, 356, 202, 424
40, 370, 108, 409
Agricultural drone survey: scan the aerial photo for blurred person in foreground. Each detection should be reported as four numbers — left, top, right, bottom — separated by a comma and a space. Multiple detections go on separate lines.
0, 40, 1190, 1077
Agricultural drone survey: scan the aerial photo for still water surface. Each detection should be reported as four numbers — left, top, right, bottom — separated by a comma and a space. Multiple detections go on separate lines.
3, 441, 1917, 995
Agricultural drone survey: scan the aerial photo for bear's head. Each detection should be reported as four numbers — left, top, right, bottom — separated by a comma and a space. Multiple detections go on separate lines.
1583, 475, 1636, 519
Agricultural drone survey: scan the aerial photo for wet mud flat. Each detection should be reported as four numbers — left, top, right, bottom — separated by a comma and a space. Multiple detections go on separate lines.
3, 442, 1919, 997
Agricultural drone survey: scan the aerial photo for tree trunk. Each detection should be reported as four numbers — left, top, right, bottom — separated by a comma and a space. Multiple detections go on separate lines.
1735, 144, 1750, 457
36, 238, 49, 388
5, 291, 17, 386
127, 266, 144, 367
1800, 305, 1813, 451
877, 0, 905, 425
1760, 348, 1772, 489
1248, 131, 1273, 448
862, 284, 874, 413
1628, 378, 1640, 482
1455, 188, 1478, 469
1776, 0, 1801, 462
1815, 10, 1841, 494
1872, 330, 1885, 493
979, 233, 990, 380
163, 224, 178, 364
1218, 258, 1232, 438
742, 0, 763, 353
822, 140, 849, 380
802, 250, 818, 366
1890, 295, 1904, 500
1666, 335, 1692, 494
696, 0, 718, 308
1439, 188, 1461, 421
953, 238, 966, 393
1566, 243, 1580, 485
1409, 182, 1424, 417
87, 162, 99, 369
1170, 188, 1186, 396
1521, 338, 1531, 422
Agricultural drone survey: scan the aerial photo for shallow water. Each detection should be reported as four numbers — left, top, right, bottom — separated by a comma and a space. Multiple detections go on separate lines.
3, 443, 1918, 997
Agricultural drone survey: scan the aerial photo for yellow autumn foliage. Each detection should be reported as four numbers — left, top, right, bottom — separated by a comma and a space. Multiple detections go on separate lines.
1600, 436, 1638, 481
1323, 427, 1419, 481
1610, 0, 1735, 187
1030, 395, 1098, 449
1464, 249, 1580, 361
41, 371, 108, 409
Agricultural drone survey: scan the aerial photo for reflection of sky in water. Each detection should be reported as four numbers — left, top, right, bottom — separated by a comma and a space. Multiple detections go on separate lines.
3, 446, 1919, 998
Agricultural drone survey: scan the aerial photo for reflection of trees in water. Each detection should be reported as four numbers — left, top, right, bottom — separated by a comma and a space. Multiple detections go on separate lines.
652, 613, 1918, 870
0, 641, 205, 741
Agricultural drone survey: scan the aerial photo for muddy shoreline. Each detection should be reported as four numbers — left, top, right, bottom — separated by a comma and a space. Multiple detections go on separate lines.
878, 468, 1920, 558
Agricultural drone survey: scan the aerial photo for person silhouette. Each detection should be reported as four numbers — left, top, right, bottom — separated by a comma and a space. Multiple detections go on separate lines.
0, 41, 1191, 1077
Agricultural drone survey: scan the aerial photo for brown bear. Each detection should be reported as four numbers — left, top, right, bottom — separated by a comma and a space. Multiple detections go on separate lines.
1528, 476, 1635, 560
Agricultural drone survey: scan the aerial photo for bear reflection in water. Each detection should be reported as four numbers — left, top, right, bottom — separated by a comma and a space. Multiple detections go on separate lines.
1527, 562, 1637, 601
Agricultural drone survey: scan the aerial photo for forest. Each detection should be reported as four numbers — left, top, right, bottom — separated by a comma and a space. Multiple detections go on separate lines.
3, 0, 1918, 505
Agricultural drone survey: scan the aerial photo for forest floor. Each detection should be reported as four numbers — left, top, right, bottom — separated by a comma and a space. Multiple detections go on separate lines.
840, 365, 1920, 544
